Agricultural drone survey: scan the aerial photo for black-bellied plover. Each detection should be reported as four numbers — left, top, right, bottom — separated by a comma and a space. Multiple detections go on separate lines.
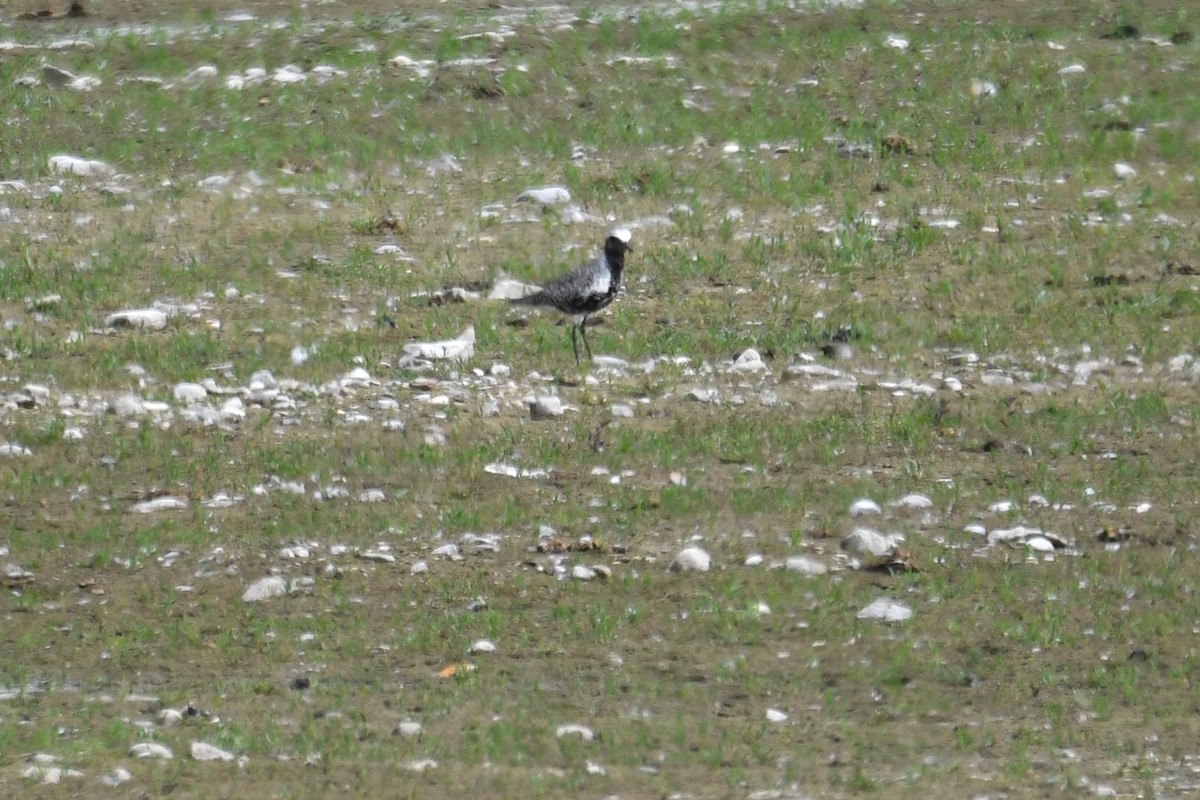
511, 229, 633, 364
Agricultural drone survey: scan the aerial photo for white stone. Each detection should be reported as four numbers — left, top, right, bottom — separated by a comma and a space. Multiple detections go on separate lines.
401, 326, 475, 362
856, 597, 913, 622
105, 308, 168, 330
469, 639, 496, 654
1058, 64, 1087, 75
766, 708, 788, 723
842, 528, 901, 566
572, 565, 597, 581
517, 186, 571, 205
404, 759, 438, 772
890, 493, 933, 510
555, 723, 594, 741
242, 576, 287, 602
1113, 162, 1137, 180
49, 154, 113, 176
849, 498, 882, 517
173, 382, 208, 403
611, 403, 634, 418
130, 742, 174, 759
190, 741, 234, 762
99, 767, 132, 786
394, 721, 422, 737
784, 556, 827, 576
530, 396, 565, 419
184, 65, 219, 83
884, 34, 909, 50
131, 496, 188, 514
669, 547, 711, 573
732, 348, 766, 373
0, 442, 32, 457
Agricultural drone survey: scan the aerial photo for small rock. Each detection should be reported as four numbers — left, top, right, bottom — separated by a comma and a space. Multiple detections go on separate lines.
784, 556, 827, 576
611, 403, 634, 418
555, 723, 594, 741
529, 396, 565, 419
856, 597, 913, 622
99, 767, 132, 786
849, 498, 882, 517
173, 382, 208, 403
49, 154, 113, 177
572, 565, 597, 581
517, 186, 571, 205
842, 528, 903, 566
766, 708, 788, 723
404, 759, 438, 772
732, 348, 766, 373
890, 493, 932, 510
394, 721, 423, 738
190, 741, 234, 762
242, 576, 287, 602
131, 496, 188, 514
469, 639, 496, 654
105, 308, 168, 330
130, 742, 173, 759
1113, 162, 1137, 180
669, 547, 711, 573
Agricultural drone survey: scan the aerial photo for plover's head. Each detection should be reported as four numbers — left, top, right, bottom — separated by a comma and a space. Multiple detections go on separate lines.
606, 228, 634, 253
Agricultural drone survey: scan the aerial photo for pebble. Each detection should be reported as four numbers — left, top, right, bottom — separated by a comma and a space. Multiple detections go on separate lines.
190, 741, 235, 762
49, 154, 113, 176
130, 742, 174, 759
732, 348, 766, 373
517, 186, 571, 205
529, 396, 565, 419
766, 708, 788, 723
856, 597, 913, 622
1113, 162, 1137, 180
890, 493, 933, 510
105, 308, 168, 330
611, 403, 634, 418
784, 556, 827, 576
173, 382, 208, 403
99, 767, 132, 786
242, 576, 288, 602
131, 496, 188, 514
394, 721, 423, 738
469, 639, 497, 654
556, 723, 594, 741
669, 547, 711, 573
849, 498, 882, 517
842, 528, 902, 566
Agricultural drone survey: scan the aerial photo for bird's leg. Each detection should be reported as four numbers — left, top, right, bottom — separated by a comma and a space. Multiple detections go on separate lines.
570, 324, 581, 365
580, 316, 593, 360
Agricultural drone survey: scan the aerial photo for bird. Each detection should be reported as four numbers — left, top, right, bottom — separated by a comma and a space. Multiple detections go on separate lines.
511, 229, 634, 364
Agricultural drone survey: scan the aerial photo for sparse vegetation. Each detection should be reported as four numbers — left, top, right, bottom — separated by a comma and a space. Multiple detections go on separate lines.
2, 0, 1200, 797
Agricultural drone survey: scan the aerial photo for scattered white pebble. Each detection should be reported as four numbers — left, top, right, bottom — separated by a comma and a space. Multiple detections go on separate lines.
190, 741, 234, 762
49, 154, 113, 177
784, 556, 827, 576
1113, 162, 1137, 180
1058, 64, 1087, 75
105, 308, 168, 330
849, 499, 882, 517
130, 743, 173, 760
669, 547, 711, 573
469, 639, 497, 654
856, 597, 913, 622
517, 186, 571, 205
131, 496, 188, 514
242, 576, 288, 602
555, 724, 594, 741
890, 493, 932, 510
766, 708, 788, 723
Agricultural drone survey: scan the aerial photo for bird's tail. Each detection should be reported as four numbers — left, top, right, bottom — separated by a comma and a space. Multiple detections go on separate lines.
510, 291, 545, 306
